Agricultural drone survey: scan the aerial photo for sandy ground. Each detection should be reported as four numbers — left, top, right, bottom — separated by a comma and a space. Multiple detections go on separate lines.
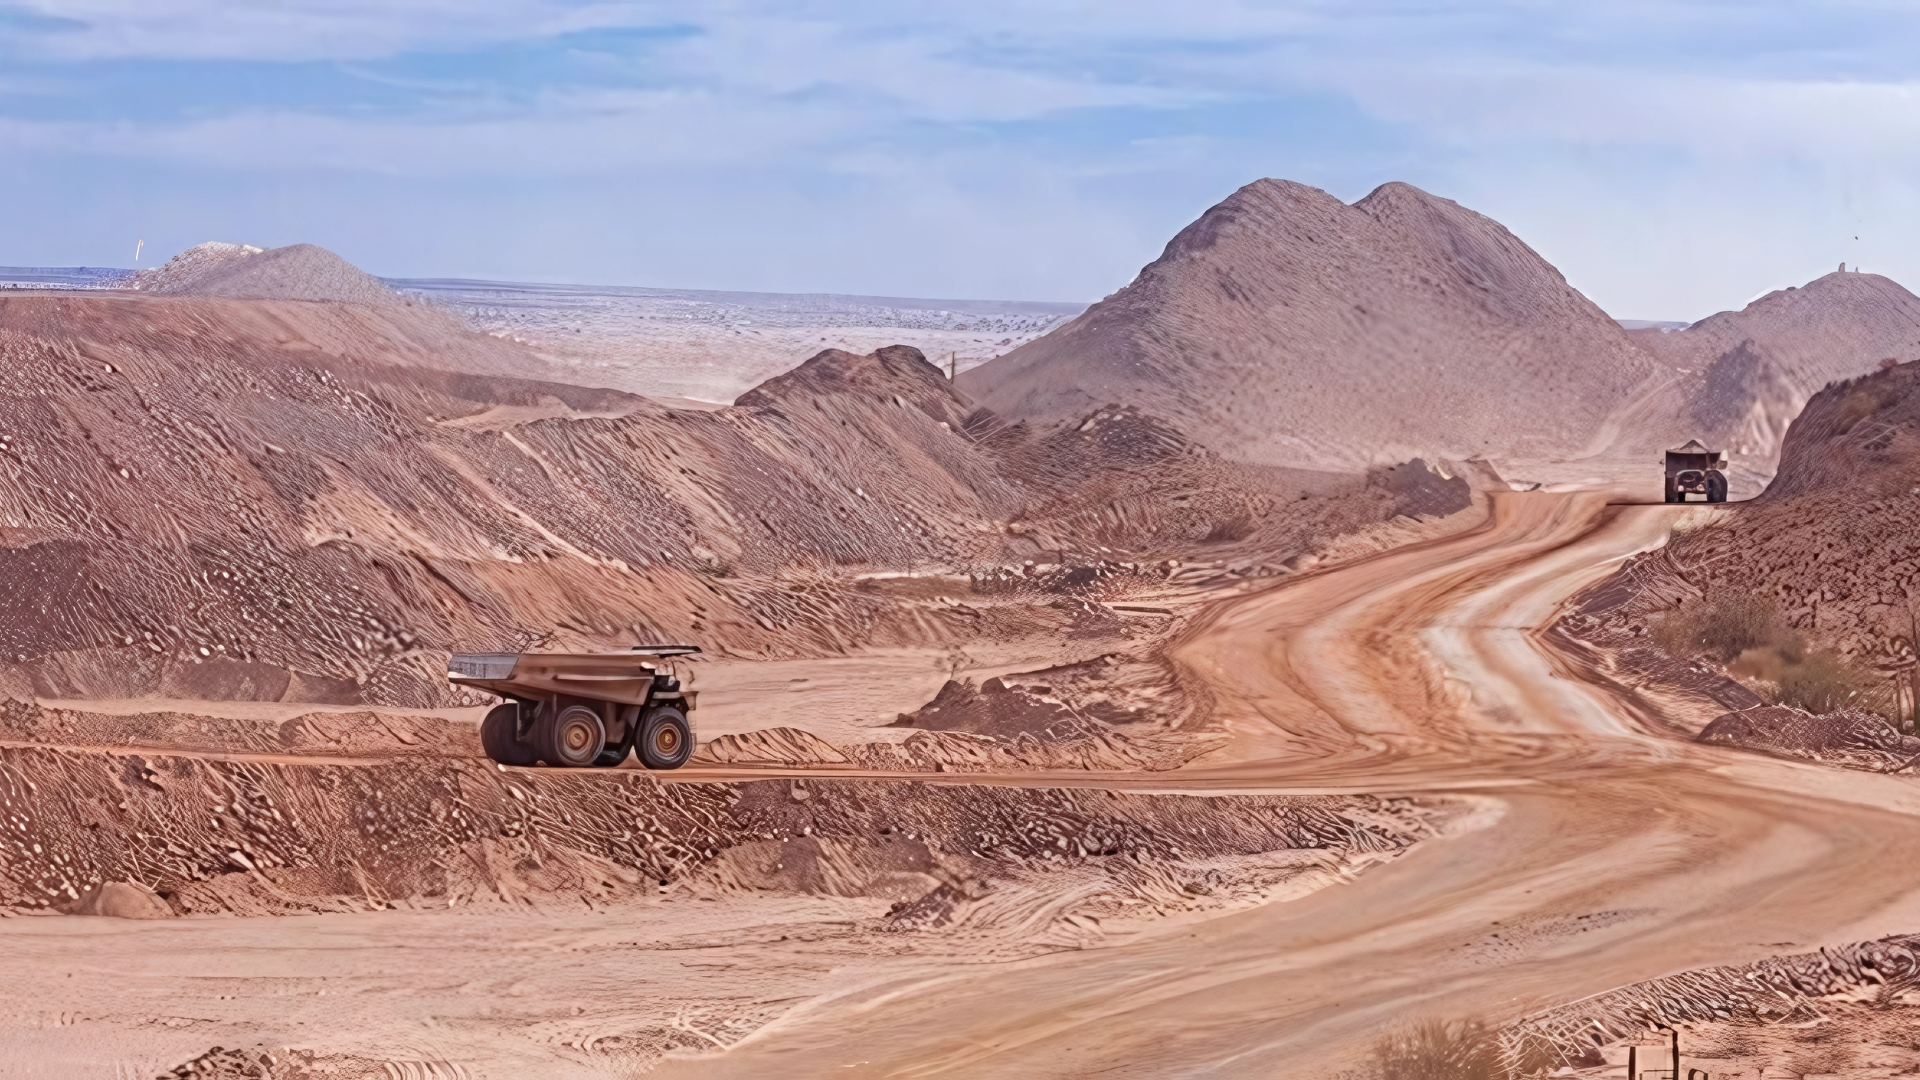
13, 490, 1920, 1077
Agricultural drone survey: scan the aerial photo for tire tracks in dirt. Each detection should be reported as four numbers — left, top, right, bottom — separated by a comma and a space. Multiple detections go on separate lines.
655, 491, 1920, 1078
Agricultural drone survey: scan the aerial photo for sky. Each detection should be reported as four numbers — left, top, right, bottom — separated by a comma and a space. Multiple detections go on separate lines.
1, 2, 1917, 320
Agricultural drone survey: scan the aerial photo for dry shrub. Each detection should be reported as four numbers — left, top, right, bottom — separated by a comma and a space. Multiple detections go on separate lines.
1650, 589, 1784, 662
1372, 1019, 1506, 1080
1775, 650, 1898, 718
1654, 589, 1902, 725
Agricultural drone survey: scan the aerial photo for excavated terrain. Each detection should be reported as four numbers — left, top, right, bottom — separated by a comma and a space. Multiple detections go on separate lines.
0, 283, 1433, 709
0, 740, 1449, 920
1572, 361, 1920, 713
1623, 270, 1920, 476
0, 235, 1503, 1077
21, 187, 1920, 1079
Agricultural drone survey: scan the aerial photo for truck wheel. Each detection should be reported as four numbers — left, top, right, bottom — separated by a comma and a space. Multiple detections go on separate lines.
535, 704, 606, 768
480, 702, 539, 766
638, 706, 694, 770
1706, 471, 1728, 503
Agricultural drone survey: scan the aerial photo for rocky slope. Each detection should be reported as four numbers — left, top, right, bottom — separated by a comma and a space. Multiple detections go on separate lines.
959, 179, 1660, 472
0, 262, 1440, 706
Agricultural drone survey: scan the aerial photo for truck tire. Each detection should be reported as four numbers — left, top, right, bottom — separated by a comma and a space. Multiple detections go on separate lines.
535, 703, 606, 768
638, 706, 694, 770
1706, 471, 1728, 503
480, 702, 538, 766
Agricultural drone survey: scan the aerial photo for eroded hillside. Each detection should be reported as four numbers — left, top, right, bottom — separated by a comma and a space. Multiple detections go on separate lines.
0, 278, 1443, 707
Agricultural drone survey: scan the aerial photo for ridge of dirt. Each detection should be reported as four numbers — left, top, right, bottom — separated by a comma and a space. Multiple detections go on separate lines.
0, 742, 1452, 922
1504, 932, 1920, 1075
0, 698, 475, 760
1696, 703, 1920, 771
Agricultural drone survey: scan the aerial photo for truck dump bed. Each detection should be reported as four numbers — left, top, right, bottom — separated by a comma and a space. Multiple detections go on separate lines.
448, 648, 698, 709
448, 646, 701, 769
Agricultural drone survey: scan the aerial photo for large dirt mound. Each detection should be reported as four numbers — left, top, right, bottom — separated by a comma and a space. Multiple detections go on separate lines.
138, 242, 399, 306
960, 179, 1658, 472
1617, 270, 1920, 477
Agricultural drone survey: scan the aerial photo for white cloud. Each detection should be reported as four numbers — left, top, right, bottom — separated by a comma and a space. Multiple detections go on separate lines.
6, 0, 1920, 314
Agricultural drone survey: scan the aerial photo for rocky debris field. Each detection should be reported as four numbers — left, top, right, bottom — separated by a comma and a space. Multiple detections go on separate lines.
0, 739, 1452, 923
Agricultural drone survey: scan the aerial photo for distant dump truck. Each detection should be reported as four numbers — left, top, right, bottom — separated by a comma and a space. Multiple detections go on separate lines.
1665, 440, 1729, 503
448, 646, 699, 769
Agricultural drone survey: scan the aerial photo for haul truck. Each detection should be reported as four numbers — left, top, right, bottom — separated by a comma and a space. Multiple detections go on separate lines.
1664, 440, 1729, 503
449, 646, 699, 769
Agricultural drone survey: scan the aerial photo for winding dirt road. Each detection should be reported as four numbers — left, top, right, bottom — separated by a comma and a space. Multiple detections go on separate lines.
662, 492, 1920, 1078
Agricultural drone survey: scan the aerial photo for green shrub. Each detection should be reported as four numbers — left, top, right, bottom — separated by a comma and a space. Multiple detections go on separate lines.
1373, 1019, 1506, 1080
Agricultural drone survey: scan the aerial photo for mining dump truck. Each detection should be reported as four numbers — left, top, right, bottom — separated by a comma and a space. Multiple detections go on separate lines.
1664, 440, 1728, 503
448, 646, 699, 769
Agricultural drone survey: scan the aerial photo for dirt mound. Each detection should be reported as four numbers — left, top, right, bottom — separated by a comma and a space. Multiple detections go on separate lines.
1617, 270, 1920, 477
960, 179, 1658, 472
0, 699, 476, 758
64, 879, 172, 918
693, 726, 851, 766
1697, 704, 1920, 768
845, 725, 1227, 773
138, 242, 399, 306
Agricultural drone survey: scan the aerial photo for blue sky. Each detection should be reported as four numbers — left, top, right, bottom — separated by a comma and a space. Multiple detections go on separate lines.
1, 2, 1917, 319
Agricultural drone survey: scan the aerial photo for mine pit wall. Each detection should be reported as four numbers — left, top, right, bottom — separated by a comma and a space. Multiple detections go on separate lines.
0, 745, 1446, 919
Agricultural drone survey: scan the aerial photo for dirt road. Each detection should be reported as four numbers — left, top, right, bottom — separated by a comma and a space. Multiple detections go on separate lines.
655, 492, 1920, 1078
